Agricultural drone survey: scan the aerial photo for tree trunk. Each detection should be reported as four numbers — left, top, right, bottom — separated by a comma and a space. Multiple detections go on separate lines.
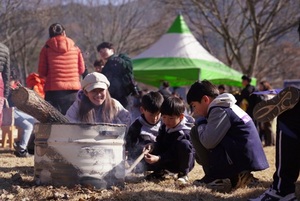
11, 86, 70, 123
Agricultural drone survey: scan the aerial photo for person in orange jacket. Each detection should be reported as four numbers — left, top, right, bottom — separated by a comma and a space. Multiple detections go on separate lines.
26, 73, 45, 99
38, 23, 85, 115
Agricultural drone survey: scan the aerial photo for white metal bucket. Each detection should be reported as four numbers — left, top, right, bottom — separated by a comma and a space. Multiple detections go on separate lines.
33, 123, 127, 189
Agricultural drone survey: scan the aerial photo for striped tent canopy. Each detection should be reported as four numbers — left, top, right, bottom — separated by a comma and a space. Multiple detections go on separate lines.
132, 15, 246, 88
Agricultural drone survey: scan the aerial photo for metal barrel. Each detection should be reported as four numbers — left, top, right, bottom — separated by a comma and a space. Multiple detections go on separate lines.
34, 123, 127, 189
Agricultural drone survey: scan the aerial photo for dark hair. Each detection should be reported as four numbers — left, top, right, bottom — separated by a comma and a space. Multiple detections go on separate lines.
186, 80, 219, 105
160, 96, 185, 116
141, 91, 164, 113
97, 42, 114, 52
93, 59, 104, 67
49, 23, 65, 38
162, 81, 170, 88
241, 75, 251, 83
259, 81, 272, 91
218, 84, 225, 90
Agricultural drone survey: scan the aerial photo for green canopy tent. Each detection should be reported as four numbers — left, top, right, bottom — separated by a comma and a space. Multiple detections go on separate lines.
132, 15, 248, 88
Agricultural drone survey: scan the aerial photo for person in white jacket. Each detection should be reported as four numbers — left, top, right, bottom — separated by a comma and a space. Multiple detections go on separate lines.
65, 72, 131, 128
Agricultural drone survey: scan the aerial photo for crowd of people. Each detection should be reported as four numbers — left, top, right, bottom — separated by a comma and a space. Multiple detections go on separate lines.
0, 22, 299, 200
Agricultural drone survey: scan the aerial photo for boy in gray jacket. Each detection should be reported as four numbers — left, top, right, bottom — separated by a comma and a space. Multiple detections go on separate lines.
187, 80, 269, 192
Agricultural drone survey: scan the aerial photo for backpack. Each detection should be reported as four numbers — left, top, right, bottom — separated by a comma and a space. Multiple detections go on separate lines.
117, 54, 139, 97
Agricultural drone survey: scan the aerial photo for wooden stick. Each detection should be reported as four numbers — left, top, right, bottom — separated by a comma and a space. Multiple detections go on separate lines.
125, 148, 150, 175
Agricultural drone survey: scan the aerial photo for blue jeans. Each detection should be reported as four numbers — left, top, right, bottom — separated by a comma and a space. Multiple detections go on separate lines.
14, 109, 37, 151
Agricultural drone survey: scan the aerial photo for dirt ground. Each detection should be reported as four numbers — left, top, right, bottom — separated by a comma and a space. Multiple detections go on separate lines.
0, 146, 299, 201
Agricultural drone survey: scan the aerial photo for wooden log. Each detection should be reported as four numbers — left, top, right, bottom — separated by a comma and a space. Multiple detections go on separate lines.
11, 86, 70, 123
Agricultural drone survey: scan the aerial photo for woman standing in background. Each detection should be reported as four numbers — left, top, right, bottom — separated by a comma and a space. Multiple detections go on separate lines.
38, 23, 85, 115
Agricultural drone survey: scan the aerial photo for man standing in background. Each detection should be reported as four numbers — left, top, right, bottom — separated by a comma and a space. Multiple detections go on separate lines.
236, 75, 256, 118
97, 42, 134, 108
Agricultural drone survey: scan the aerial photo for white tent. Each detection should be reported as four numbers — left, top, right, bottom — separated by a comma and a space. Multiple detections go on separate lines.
132, 15, 245, 87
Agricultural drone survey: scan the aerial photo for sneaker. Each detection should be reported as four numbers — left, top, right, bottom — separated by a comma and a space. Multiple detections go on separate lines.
145, 170, 166, 181
193, 175, 216, 184
177, 175, 189, 185
13, 142, 21, 152
164, 170, 177, 179
194, 176, 232, 193
14, 150, 33, 158
253, 87, 300, 122
14, 142, 34, 157
248, 188, 297, 201
231, 171, 254, 189
28, 148, 34, 155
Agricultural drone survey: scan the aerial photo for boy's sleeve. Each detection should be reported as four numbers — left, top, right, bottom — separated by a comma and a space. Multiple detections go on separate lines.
125, 120, 141, 151
198, 107, 231, 149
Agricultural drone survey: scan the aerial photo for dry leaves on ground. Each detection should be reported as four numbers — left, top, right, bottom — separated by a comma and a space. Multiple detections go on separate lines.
0, 146, 299, 201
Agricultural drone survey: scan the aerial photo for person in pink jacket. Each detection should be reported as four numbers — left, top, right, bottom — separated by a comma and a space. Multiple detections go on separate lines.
38, 23, 85, 115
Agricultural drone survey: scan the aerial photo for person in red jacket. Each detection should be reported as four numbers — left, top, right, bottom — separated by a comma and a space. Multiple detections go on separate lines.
38, 23, 85, 115
26, 73, 45, 99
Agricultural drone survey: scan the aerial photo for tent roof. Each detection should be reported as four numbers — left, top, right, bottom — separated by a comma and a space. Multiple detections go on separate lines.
133, 15, 246, 88
166, 14, 191, 34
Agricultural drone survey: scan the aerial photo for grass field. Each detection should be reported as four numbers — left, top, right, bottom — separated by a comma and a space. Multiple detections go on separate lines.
0, 146, 299, 201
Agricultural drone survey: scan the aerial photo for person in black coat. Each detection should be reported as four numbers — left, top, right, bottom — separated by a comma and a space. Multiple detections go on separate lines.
236, 75, 257, 118
97, 42, 134, 108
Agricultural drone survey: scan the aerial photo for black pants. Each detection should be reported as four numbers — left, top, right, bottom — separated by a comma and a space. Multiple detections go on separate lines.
272, 101, 300, 196
45, 90, 78, 115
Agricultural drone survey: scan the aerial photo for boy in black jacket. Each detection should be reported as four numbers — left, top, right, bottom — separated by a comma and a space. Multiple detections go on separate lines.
144, 96, 195, 185
125, 91, 164, 173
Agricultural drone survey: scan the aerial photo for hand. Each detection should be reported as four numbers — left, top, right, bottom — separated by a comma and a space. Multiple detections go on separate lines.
143, 143, 153, 153
144, 153, 160, 164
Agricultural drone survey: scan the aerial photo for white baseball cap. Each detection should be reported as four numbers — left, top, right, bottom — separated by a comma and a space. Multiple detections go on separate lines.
81, 72, 110, 92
